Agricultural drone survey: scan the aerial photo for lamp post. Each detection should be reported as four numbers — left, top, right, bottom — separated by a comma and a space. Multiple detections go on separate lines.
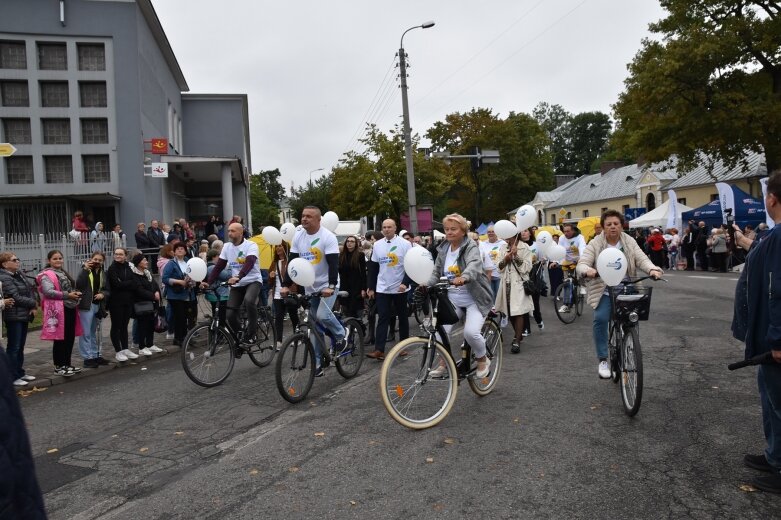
309, 167, 324, 188
399, 21, 435, 236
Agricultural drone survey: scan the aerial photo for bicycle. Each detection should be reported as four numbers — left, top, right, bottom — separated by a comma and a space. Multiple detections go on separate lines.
553, 263, 585, 324
379, 278, 503, 429
181, 283, 277, 387
606, 275, 662, 416
275, 291, 365, 403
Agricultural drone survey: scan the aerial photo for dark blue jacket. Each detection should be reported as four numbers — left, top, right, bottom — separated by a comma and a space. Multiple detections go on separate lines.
732, 224, 781, 358
0, 348, 47, 519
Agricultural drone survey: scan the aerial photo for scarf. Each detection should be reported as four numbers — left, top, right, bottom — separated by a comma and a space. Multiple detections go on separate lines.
131, 263, 152, 282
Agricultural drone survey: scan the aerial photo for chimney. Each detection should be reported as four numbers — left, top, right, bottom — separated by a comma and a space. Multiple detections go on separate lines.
600, 161, 625, 175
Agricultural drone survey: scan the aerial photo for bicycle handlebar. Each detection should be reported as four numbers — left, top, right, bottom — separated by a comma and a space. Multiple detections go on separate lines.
728, 352, 776, 371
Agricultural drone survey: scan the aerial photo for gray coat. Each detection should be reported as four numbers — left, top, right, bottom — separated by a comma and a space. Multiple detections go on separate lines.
0, 269, 37, 322
428, 237, 494, 317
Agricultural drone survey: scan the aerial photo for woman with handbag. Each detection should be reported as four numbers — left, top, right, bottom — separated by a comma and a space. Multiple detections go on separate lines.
162, 241, 195, 346
37, 250, 84, 376
75, 251, 110, 368
495, 232, 534, 354
130, 253, 162, 356
269, 243, 299, 349
520, 228, 544, 338
107, 247, 139, 362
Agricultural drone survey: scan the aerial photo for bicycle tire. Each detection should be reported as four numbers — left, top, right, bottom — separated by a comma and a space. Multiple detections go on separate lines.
335, 317, 364, 379
620, 326, 643, 416
609, 322, 620, 384
553, 282, 578, 324
248, 312, 277, 368
468, 319, 503, 396
379, 338, 458, 430
575, 283, 585, 316
181, 324, 235, 388
275, 331, 316, 403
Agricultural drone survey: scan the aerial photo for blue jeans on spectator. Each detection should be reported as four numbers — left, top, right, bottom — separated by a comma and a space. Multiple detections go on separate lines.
4, 320, 29, 380
260, 269, 270, 307
759, 364, 781, 470
132, 319, 140, 345
592, 294, 611, 360
308, 293, 344, 368
166, 303, 174, 334
490, 278, 500, 300
78, 304, 100, 360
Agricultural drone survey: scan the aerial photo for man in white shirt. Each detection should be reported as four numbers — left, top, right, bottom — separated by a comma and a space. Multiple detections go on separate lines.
366, 219, 412, 359
483, 226, 505, 298
552, 223, 587, 313
282, 206, 344, 376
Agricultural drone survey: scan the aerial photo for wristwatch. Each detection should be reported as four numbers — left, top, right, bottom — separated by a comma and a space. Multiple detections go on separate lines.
328, 284, 336, 290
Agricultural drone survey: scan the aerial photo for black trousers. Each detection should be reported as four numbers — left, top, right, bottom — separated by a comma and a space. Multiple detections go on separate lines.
109, 303, 132, 352
53, 307, 77, 367
227, 282, 262, 339
522, 292, 542, 332
136, 313, 155, 348
684, 247, 695, 270
169, 300, 189, 342
374, 292, 409, 352
273, 298, 299, 341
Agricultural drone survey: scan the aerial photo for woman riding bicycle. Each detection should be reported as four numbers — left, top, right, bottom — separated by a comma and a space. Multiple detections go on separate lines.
423, 213, 494, 378
576, 210, 663, 379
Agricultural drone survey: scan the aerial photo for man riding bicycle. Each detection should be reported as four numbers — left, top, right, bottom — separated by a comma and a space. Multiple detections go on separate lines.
551, 222, 586, 313
282, 206, 344, 377
203, 222, 263, 346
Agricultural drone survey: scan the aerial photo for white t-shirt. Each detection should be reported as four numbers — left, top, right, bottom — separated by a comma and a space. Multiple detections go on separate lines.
219, 239, 262, 287
274, 260, 283, 299
442, 245, 475, 308
371, 235, 411, 293
559, 234, 587, 263
291, 226, 340, 294
482, 240, 505, 279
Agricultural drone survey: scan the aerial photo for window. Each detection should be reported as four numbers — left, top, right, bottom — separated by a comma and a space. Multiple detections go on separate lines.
0, 41, 26, 69
710, 194, 719, 202
42, 119, 71, 145
2, 119, 31, 144
601, 207, 608, 214
37, 42, 67, 70
678, 198, 687, 206
566, 212, 571, 219
582, 210, 589, 218
77, 43, 105, 71
1, 81, 29, 107
40, 81, 69, 107
81, 118, 108, 144
550, 213, 556, 224
622, 204, 630, 212
83, 155, 110, 183
5, 156, 34, 184
79, 81, 106, 107
44, 156, 73, 183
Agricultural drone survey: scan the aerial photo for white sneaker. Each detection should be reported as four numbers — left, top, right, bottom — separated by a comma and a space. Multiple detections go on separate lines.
275, 341, 282, 351
139, 347, 153, 356
538, 321, 544, 330
21, 375, 36, 381
165, 333, 174, 340
476, 358, 492, 379
13, 378, 28, 387
123, 349, 139, 360
598, 360, 611, 379
115, 351, 128, 362
558, 305, 570, 313
148, 345, 164, 353
429, 361, 448, 378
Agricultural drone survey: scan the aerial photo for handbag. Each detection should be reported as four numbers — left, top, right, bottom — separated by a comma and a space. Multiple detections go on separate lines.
435, 290, 460, 325
133, 301, 155, 316
154, 306, 168, 333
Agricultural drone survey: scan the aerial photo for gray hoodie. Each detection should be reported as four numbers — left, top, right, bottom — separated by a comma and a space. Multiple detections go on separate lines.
427, 236, 494, 316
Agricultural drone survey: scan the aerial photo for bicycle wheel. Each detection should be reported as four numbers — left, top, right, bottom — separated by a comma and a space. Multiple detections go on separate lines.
181, 324, 235, 388
468, 319, 503, 396
275, 332, 316, 403
619, 326, 643, 416
553, 281, 578, 324
575, 284, 585, 316
609, 322, 620, 384
335, 317, 364, 379
248, 311, 277, 368
379, 338, 458, 430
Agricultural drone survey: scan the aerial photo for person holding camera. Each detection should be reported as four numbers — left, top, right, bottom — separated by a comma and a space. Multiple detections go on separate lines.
0, 252, 38, 386
75, 251, 110, 368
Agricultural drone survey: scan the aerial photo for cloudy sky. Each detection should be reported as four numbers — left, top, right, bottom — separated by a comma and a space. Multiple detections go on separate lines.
152, 0, 666, 194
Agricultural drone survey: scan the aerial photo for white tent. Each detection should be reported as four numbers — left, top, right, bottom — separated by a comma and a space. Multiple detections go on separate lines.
628, 199, 693, 229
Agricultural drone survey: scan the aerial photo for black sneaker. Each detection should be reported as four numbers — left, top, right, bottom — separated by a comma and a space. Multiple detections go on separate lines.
54, 366, 74, 377
83, 358, 99, 368
511, 339, 521, 354
314, 367, 324, 377
744, 454, 775, 473
752, 472, 781, 493
96, 356, 110, 365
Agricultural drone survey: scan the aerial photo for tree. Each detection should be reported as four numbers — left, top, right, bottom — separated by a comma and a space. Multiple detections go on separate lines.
532, 102, 572, 175
568, 111, 612, 176
612, 0, 781, 173
249, 174, 280, 231
287, 173, 334, 221
256, 168, 286, 206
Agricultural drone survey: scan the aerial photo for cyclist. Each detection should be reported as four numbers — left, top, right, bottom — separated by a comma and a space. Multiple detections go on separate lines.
552, 222, 586, 313
203, 222, 263, 347
576, 210, 662, 379
281, 206, 344, 377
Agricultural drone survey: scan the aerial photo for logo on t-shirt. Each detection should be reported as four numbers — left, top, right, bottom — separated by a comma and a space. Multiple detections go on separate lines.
446, 264, 461, 280
489, 246, 500, 262
380, 245, 400, 267
300, 238, 323, 265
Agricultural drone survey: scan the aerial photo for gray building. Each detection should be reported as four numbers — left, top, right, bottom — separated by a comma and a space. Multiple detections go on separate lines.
0, 0, 251, 244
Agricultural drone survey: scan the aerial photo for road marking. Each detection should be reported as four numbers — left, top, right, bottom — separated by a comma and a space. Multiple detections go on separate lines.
688, 275, 738, 281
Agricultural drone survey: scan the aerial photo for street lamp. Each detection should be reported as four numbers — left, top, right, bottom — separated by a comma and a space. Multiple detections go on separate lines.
399, 21, 435, 236
309, 167, 324, 188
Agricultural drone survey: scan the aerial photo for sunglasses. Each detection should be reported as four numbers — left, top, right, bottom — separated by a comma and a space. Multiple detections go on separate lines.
9, 258, 20, 262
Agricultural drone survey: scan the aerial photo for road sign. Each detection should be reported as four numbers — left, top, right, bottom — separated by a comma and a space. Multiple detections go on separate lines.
558, 208, 568, 218
151, 138, 168, 154
481, 149, 500, 164
0, 143, 17, 157
150, 162, 168, 178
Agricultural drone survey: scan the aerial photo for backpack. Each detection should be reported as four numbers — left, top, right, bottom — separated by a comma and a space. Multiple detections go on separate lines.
524, 261, 548, 297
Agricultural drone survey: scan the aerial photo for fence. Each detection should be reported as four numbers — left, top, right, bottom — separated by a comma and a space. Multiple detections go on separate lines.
0, 232, 127, 276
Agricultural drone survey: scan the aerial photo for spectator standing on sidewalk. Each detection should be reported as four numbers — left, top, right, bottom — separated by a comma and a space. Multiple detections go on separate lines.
75, 251, 110, 368
0, 252, 38, 386
157, 244, 175, 340
147, 220, 165, 273
106, 248, 139, 362
162, 241, 196, 346
90, 222, 108, 253
111, 224, 125, 249
130, 253, 162, 356
135, 223, 151, 254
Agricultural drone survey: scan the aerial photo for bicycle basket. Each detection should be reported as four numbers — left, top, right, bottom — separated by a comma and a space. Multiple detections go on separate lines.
612, 286, 653, 321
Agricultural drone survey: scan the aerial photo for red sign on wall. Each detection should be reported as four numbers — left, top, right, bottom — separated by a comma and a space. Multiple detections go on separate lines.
151, 138, 169, 154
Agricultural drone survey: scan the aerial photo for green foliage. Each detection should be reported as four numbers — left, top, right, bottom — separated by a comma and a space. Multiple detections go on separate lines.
249, 179, 280, 232
612, 0, 781, 172
288, 174, 334, 221
256, 168, 286, 206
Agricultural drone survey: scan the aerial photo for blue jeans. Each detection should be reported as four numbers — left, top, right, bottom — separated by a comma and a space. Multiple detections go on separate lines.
260, 269, 270, 307
490, 278, 500, 300
759, 364, 781, 470
166, 303, 174, 334
592, 294, 611, 360
78, 304, 100, 360
4, 320, 29, 380
308, 293, 344, 367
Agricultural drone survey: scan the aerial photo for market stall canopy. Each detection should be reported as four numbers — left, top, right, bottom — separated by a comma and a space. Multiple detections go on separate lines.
628, 199, 694, 229
681, 185, 766, 228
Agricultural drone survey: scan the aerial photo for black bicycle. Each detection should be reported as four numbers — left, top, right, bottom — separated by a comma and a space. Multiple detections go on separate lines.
553, 265, 585, 324
275, 291, 364, 403
379, 279, 503, 429
181, 283, 277, 387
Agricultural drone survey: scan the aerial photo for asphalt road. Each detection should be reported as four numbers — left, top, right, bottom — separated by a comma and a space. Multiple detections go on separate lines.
18, 270, 780, 519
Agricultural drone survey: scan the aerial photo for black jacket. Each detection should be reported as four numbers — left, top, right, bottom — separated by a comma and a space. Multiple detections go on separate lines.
75, 267, 109, 312
133, 272, 158, 303
135, 231, 151, 250
0, 270, 37, 322
147, 227, 165, 248
106, 261, 135, 306
338, 254, 367, 305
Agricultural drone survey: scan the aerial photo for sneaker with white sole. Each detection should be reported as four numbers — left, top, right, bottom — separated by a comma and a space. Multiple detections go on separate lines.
123, 349, 139, 359
21, 375, 36, 381
115, 351, 128, 362
558, 305, 570, 313
538, 321, 544, 330
13, 378, 28, 387
598, 360, 611, 379
139, 347, 153, 356
475, 358, 492, 379
148, 345, 164, 353
54, 366, 74, 377
429, 362, 448, 378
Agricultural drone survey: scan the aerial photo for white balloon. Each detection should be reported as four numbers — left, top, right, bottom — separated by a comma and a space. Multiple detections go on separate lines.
534, 231, 553, 254
404, 246, 435, 285
280, 222, 296, 243
494, 219, 518, 240
185, 257, 208, 282
547, 244, 566, 263
515, 205, 537, 232
398, 229, 408, 238
322, 211, 339, 232
287, 258, 315, 287
262, 226, 283, 246
596, 249, 628, 286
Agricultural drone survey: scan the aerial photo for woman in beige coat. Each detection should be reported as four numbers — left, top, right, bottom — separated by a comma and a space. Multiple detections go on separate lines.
494, 234, 534, 353
576, 210, 663, 379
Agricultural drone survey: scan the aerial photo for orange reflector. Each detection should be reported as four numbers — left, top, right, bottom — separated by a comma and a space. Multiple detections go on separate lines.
482, 378, 489, 385
288, 387, 296, 396
395, 385, 404, 398
623, 373, 628, 384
